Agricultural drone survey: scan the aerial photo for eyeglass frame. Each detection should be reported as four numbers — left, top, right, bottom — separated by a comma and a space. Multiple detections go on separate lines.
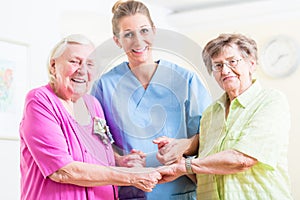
211, 58, 243, 72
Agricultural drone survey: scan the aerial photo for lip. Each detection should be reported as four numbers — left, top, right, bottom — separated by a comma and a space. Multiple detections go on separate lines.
222, 75, 236, 82
132, 46, 148, 53
71, 78, 86, 83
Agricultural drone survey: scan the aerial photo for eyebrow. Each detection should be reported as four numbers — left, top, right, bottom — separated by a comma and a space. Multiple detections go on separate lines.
123, 25, 151, 32
140, 25, 151, 28
213, 56, 237, 62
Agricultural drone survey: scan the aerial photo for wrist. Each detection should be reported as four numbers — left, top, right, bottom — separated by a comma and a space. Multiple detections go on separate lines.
185, 157, 194, 174
114, 152, 122, 166
183, 135, 199, 156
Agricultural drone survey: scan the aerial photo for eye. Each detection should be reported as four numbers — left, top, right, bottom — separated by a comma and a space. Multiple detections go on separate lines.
70, 60, 80, 65
124, 32, 134, 38
214, 63, 223, 68
86, 62, 95, 68
229, 59, 238, 66
140, 28, 150, 35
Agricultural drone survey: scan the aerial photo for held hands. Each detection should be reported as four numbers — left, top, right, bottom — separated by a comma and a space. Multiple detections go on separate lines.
129, 167, 162, 192
115, 149, 146, 167
153, 136, 190, 165
153, 136, 197, 184
114, 136, 195, 191
156, 157, 186, 184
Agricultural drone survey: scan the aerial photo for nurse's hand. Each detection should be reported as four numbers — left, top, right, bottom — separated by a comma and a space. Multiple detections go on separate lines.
156, 158, 186, 184
153, 136, 191, 165
115, 149, 146, 167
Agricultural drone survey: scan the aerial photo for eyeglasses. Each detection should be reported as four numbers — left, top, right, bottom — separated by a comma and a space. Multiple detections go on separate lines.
212, 58, 242, 72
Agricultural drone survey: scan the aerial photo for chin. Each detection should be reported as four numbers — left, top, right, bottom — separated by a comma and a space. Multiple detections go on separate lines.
73, 84, 88, 96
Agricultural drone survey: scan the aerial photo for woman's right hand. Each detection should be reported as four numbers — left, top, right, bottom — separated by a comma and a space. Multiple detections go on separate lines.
129, 167, 162, 192
115, 149, 146, 167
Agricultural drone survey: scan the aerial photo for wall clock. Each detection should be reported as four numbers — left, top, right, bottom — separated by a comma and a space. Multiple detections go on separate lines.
260, 35, 300, 78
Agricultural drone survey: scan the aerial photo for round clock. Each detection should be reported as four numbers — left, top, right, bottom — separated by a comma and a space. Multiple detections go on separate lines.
260, 35, 300, 78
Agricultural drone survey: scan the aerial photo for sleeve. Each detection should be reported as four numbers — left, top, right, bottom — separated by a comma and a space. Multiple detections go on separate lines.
20, 92, 74, 177
145, 152, 162, 167
186, 73, 212, 137
233, 90, 290, 168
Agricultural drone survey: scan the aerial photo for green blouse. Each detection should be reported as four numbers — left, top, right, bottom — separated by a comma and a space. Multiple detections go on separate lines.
196, 80, 293, 200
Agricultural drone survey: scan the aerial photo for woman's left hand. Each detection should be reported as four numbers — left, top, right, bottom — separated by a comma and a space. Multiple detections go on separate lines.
153, 136, 190, 165
115, 149, 146, 167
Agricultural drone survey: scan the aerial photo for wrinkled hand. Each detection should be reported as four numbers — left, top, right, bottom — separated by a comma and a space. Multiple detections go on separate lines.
156, 162, 184, 184
130, 167, 162, 192
115, 149, 146, 167
153, 136, 189, 165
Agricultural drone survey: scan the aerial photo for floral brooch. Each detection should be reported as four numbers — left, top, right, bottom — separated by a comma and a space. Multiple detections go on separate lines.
93, 116, 114, 145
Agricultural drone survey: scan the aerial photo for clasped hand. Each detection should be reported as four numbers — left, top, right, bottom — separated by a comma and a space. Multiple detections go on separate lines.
116, 136, 192, 191
115, 149, 146, 167
153, 136, 190, 165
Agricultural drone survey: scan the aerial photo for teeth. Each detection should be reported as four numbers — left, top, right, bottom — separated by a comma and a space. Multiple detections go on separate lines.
133, 47, 146, 52
72, 78, 86, 83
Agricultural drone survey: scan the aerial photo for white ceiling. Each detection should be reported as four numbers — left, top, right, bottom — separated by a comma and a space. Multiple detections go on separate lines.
147, 0, 264, 14
55, 0, 268, 16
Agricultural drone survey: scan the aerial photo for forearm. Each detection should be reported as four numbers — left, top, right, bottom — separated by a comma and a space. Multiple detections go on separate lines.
183, 134, 199, 156
49, 161, 134, 187
159, 149, 256, 183
189, 149, 258, 175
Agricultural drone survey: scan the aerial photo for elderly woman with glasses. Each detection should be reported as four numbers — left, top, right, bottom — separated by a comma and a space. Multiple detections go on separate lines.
157, 33, 293, 200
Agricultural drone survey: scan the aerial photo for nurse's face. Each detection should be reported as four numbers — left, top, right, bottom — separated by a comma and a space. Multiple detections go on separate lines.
114, 13, 155, 67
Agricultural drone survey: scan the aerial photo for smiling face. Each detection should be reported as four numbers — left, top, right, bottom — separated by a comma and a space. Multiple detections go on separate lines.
113, 13, 155, 67
50, 43, 95, 101
211, 44, 256, 100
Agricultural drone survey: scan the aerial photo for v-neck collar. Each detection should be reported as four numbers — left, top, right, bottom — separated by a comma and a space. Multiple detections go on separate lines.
122, 60, 160, 91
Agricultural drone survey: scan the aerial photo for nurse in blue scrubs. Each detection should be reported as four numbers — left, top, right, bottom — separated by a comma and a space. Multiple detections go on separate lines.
91, 0, 211, 199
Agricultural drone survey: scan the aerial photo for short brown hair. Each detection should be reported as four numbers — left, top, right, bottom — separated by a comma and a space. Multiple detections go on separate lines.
202, 33, 257, 74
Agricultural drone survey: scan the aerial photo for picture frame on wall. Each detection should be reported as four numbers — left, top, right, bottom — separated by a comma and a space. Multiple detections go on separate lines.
0, 39, 29, 140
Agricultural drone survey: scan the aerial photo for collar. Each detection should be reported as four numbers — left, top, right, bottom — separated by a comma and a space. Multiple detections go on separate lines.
217, 79, 262, 108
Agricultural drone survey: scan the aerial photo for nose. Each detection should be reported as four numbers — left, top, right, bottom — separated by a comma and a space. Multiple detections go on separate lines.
132, 31, 145, 45
221, 63, 231, 74
76, 63, 88, 75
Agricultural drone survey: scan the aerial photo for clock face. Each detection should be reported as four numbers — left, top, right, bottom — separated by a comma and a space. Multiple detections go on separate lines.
260, 36, 300, 78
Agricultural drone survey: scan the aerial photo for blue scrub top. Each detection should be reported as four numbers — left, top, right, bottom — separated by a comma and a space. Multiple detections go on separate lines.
91, 59, 211, 199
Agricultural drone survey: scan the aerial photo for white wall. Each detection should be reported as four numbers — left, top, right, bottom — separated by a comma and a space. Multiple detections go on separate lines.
0, 0, 59, 199
0, 0, 299, 199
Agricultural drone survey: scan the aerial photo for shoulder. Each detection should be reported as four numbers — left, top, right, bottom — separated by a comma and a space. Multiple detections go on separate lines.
261, 88, 289, 105
92, 62, 128, 88
22, 84, 61, 118
158, 59, 196, 78
25, 84, 54, 103
101, 62, 128, 78
258, 86, 287, 100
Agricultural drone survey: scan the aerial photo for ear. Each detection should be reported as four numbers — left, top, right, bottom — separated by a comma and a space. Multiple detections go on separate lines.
249, 58, 257, 75
152, 26, 157, 35
49, 59, 56, 75
113, 35, 122, 49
